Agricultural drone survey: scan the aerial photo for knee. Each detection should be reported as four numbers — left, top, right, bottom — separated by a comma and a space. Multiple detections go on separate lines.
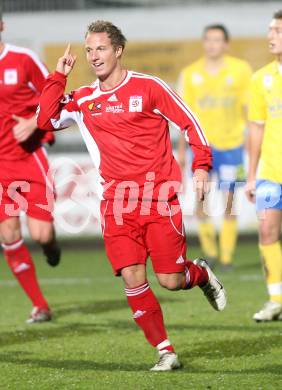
30, 226, 53, 245
224, 208, 234, 219
1, 230, 21, 244
121, 265, 146, 289
158, 275, 183, 291
259, 223, 279, 245
0, 222, 21, 244
224, 196, 234, 217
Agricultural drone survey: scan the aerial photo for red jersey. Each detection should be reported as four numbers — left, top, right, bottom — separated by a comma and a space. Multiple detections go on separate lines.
38, 70, 212, 200
0, 44, 54, 160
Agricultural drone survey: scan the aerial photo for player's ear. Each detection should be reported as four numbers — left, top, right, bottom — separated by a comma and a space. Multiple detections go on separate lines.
0, 21, 4, 33
115, 46, 123, 59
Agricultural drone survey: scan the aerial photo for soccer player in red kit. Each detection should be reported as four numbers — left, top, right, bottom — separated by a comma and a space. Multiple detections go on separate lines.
37, 21, 227, 370
0, 13, 60, 323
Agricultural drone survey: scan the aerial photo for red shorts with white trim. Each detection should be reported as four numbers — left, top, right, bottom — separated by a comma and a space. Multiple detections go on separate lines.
0, 147, 55, 222
100, 196, 186, 276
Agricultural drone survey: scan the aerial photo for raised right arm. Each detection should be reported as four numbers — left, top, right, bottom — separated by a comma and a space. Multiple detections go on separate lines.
37, 71, 79, 130
37, 44, 78, 131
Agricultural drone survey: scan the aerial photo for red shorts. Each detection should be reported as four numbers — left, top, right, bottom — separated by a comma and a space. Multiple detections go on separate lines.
0, 147, 54, 222
100, 197, 187, 276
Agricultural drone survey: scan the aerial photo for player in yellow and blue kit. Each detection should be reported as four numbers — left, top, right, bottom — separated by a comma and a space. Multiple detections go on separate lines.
246, 10, 282, 321
178, 24, 252, 270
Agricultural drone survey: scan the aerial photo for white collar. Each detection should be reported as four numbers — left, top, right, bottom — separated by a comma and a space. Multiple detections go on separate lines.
96, 71, 132, 94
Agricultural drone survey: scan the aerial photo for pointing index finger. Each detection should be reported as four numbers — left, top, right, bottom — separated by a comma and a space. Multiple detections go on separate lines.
64, 43, 71, 57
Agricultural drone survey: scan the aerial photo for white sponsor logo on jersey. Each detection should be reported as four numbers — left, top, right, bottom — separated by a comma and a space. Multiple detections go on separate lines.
108, 93, 118, 102
4, 69, 18, 85
176, 255, 185, 264
106, 103, 124, 113
129, 96, 143, 112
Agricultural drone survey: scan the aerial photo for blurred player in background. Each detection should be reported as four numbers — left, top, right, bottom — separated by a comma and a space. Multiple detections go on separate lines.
246, 10, 282, 321
178, 25, 252, 270
0, 10, 60, 323
37, 20, 226, 371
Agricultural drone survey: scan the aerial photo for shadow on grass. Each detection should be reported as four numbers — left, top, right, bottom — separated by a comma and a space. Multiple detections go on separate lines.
53, 299, 128, 318
53, 296, 179, 319
0, 351, 281, 375
108, 319, 282, 335
181, 333, 282, 359
0, 323, 105, 348
0, 352, 148, 371
186, 363, 282, 376
0, 297, 178, 348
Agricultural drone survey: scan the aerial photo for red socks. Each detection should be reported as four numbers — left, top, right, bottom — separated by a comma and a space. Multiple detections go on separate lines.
125, 282, 174, 352
2, 239, 49, 309
182, 260, 209, 289
125, 265, 208, 352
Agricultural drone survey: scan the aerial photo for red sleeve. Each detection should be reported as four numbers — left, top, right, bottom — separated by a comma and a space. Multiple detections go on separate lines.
150, 77, 212, 172
37, 71, 79, 131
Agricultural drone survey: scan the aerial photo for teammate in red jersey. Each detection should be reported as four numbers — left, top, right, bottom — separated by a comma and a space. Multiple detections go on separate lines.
0, 13, 60, 323
37, 20, 226, 370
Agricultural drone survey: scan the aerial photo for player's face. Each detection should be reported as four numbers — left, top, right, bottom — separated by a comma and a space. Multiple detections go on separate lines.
203, 29, 228, 59
268, 18, 282, 55
85, 32, 123, 80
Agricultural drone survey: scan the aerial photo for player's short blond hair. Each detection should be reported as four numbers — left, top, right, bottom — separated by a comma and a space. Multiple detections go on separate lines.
273, 10, 282, 20
86, 20, 127, 50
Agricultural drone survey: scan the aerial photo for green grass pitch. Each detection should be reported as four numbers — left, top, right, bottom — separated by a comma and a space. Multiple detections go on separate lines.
0, 242, 281, 389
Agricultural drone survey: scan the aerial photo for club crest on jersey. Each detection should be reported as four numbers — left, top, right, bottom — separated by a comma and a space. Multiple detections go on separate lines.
4, 69, 18, 85
88, 101, 102, 111
191, 73, 203, 85
263, 74, 273, 89
225, 75, 234, 85
129, 96, 143, 112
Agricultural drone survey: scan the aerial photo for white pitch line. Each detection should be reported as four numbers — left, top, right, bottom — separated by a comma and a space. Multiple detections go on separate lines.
239, 274, 263, 281
0, 275, 263, 288
0, 277, 93, 287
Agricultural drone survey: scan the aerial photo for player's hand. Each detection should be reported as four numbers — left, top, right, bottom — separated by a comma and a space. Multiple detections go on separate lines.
245, 179, 256, 203
12, 114, 37, 143
193, 169, 210, 202
56, 43, 77, 76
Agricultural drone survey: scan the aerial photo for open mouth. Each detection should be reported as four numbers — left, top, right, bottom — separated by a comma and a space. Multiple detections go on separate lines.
93, 62, 104, 69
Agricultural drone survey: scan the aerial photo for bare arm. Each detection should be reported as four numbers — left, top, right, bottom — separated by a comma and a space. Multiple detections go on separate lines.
245, 121, 264, 202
